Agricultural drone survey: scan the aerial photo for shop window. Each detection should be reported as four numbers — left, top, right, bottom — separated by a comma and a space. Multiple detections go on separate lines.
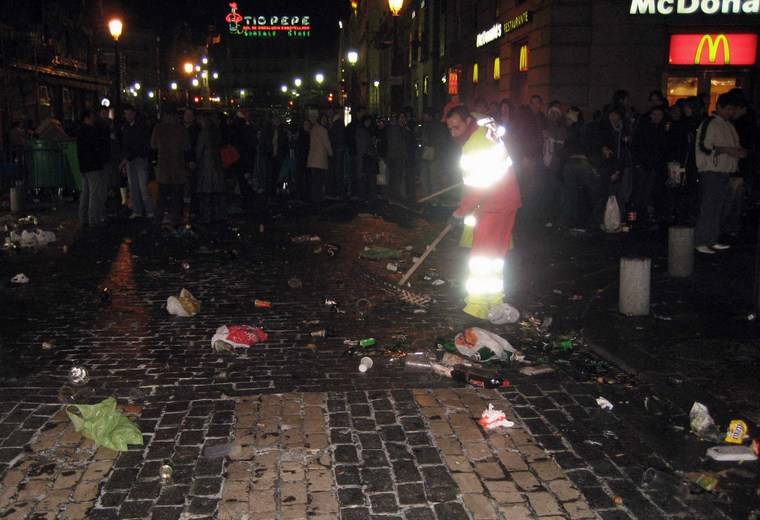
519, 45, 529, 72
472, 63, 479, 84
493, 57, 501, 80
709, 77, 736, 113
448, 69, 459, 95
666, 77, 698, 106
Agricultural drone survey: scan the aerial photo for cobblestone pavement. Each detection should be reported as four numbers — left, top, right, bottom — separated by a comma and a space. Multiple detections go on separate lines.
0, 203, 755, 519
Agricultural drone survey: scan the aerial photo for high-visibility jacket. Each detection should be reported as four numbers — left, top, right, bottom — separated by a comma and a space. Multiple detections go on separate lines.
454, 118, 521, 217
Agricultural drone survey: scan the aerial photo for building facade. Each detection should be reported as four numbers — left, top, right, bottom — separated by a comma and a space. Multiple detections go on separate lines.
352, 0, 759, 116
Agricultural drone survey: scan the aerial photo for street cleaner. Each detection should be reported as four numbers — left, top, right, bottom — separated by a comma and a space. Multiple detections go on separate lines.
445, 105, 521, 320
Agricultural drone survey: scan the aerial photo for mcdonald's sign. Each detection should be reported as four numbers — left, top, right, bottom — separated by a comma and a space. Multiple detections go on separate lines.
669, 34, 758, 66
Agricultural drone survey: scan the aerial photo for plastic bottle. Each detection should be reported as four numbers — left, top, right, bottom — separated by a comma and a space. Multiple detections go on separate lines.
451, 367, 509, 389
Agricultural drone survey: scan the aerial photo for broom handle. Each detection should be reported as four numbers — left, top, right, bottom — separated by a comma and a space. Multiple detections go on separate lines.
398, 224, 453, 287
416, 182, 462, 204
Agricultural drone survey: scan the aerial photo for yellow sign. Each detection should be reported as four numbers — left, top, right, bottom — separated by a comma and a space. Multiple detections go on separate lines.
694, 34, 730, 64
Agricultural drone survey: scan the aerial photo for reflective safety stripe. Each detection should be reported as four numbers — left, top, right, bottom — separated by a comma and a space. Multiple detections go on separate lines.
463, 214, 477, 227
460, 145, 512, 188
466, 276, 504, 295
466, 255, 505, 295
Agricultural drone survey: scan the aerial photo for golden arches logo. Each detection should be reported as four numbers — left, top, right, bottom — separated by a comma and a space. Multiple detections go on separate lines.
695, 34, 730, 65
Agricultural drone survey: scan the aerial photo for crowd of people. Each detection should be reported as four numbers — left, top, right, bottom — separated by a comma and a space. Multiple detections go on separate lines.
16, 85, 756, 250
486, 88, 757, 253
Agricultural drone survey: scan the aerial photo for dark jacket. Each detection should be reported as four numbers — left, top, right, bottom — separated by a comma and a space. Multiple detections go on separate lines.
121, 119, 150, 161
77, 123, 109, 172
632, 118, 668, 171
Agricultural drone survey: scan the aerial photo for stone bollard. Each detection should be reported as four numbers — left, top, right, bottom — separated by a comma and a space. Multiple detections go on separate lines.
619, 257, 651, 316
668, 226, 694, 278
10, 186, 22, 214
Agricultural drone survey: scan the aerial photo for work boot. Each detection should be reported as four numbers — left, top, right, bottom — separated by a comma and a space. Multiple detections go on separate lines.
463, 295, 490, 320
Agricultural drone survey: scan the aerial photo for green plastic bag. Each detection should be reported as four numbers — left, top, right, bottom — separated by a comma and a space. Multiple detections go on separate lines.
360, 247, 402, 260
66, 397, 143, 451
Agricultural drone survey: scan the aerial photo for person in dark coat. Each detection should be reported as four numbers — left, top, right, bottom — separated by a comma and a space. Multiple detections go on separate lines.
195, 113, 226, 225
631, 106, 669, 224
77, 110, 111, 227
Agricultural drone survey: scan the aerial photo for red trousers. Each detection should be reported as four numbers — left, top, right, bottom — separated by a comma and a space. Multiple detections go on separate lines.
471, 210, 517, 259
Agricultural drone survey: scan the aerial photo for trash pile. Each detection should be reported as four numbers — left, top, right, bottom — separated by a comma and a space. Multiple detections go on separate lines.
166, 288, 200, 317
690, 402, 758, 462
337, 326, 528, 390
2, 214, 57, 251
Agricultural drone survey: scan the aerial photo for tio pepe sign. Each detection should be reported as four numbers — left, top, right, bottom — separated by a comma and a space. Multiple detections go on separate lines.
630, 0, 759, 14
226, 2, 311, 38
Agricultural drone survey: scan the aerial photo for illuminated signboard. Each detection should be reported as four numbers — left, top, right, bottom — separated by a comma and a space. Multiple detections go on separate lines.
226, 2, 311, 38
630, 0, 759, 14
669, 34, 758, 65
475, 11, 530, 48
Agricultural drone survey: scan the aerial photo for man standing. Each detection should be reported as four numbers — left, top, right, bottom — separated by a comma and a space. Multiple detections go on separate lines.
446, 106, 521, 320
151, 107, 190, 228
77, 110, 110, 228
121, 105, 153, 218
694, 93, 746, 254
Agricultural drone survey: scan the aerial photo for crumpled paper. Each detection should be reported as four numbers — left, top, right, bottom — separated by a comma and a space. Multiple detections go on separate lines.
66, 397, 143, 451
478, 404, 515, 430
166, 288, 200, 317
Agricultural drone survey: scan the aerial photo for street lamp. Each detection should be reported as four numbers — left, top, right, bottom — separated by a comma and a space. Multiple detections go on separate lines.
148, 90, 155, 98
388, 0, 404, 16
212, 72, 219, 79
315, 73, 324, 84
294, 77, 302, 88
108, 18, 123, 120
192, 78, 199, 87
133, 82, 141, 90
201, 56, 208, 65
183, 62, 194, 74
170, 82, 178, 90
280, 85, 288, 93
347, 50, 358, 65
373, 80, 380, 87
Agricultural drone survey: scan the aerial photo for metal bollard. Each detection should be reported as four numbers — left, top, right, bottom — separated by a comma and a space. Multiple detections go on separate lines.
668, 226, 694, 278
619, 257, 651, 316
10, 187, 22, 214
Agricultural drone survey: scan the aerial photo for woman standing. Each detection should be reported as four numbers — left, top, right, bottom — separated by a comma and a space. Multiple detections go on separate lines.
195, 113, 226, 225
306, 114, 333, 203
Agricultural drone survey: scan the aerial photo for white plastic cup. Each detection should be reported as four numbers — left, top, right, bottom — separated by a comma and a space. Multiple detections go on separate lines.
358, 357, 373, 373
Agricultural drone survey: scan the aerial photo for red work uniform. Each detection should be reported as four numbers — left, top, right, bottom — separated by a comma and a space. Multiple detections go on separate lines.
453, 116, 521, 319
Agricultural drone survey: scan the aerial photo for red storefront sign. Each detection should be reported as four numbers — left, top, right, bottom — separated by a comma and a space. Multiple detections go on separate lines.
669, 34, 758, 66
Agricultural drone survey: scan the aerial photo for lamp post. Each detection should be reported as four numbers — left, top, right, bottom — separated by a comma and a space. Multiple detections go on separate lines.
388, 0, 404, 16
347, 51, 358, 107
108, 18, 123, 120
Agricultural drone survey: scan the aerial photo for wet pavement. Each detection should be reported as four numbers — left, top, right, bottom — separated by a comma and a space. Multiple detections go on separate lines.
0, 200, 759, 519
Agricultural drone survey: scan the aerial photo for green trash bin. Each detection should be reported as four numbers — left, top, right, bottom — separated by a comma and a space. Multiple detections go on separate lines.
60, 140, 83, 191
24, 140, 66, 188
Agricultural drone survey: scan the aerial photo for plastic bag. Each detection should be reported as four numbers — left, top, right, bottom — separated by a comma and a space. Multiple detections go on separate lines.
689, 402, 721, 440
487, 303, 520, 325
166, 288, 200, 317
211, 325, 268, 352
66, 397, 143, 452
602, 195, 621, 233
376, 159, 388, 186
454, 327, 523, 362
